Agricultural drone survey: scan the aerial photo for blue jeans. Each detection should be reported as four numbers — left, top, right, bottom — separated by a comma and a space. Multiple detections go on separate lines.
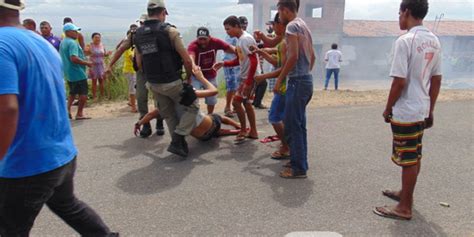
284, 75, 313, 174
325, 68, 340, 90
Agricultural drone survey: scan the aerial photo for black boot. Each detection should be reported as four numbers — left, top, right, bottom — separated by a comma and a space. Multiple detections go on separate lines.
156, 118, 165, 136
167, 133, 188, 157
140, 123, 152, 138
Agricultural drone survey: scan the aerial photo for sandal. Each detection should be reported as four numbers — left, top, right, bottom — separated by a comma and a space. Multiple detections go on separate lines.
224, 110, 234, 118
75, 116, 92, 120
283, 161, 291, 168
260, 135, 280, 144
246, 134, 259, 140
279, 167, 307, 179
382, 190, 401, 202
271, 151, 290, 160
234, 134, 246, 144
373, 206, 411, 220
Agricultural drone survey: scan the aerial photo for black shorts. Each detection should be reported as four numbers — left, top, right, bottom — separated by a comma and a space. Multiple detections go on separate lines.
68, 80, 88, 96
391, 120, 425, 167
199, 114, 222, 142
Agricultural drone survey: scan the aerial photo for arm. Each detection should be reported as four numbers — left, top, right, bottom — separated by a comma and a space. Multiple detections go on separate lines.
310, 47, 316, 70
107, 35, 132, 72
224, 45, 236, 55
425, 75, 442, 128
169, 28, 192, 83
135, 50, 143, 71
256, 48, 278, 67
244, 53, 258, 86
257, 42, 287, 83
255, 31, 282, 48
71, 55, 92, 67
193, 68, 218, 98
383, 77, 406, 122
0, 95, 18, 160
78, 32, 85, 49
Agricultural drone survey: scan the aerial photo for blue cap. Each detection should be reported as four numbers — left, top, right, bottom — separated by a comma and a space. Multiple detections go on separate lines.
63, 23, 81, 32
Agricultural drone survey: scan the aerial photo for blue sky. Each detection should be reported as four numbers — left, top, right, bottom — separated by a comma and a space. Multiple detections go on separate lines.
22, 0, 473, 32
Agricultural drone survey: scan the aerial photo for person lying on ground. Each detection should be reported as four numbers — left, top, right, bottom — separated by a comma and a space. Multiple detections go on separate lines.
134, 68, 241, 141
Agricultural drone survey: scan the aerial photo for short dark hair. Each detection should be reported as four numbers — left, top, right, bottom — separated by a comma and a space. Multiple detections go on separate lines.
400, 0, 429, 20
223, 16, 241, 28
273, 13, 281, 24
147, 7, 166, 17
331, 43, 338, 50
63, 17, 73, 24
23, 19, 36, 28
277, 0, 298, 13
91, 32, 101, 39
40, 21, 51, 27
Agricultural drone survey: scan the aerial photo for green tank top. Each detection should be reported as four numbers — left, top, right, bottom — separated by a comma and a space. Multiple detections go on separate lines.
276, 42, 287, 95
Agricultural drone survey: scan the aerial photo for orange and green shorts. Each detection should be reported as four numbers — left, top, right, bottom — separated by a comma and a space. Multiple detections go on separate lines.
391, 120, 425, 167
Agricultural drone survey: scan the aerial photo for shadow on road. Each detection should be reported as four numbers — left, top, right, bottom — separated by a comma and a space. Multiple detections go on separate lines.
242, 155, 315, 208
389, 209, 447, 237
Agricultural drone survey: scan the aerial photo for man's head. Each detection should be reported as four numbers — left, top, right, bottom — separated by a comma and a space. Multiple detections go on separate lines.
63, 23, 80, 40
22, 18, 36, 31
196, 27, 211, 49
223, 16, 242, 38
398, 0, 429, 30
129, 23, 138, 33
238, 16, 248, 31
331, 43, 338, 50
147, 0, 168, 22
39, 21, 52, 36
0, 0, 23, 26
277, 0, 298, 24
63, 17, 73, 25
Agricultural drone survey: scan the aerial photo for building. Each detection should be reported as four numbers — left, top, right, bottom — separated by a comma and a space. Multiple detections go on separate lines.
238, 0, 474, 86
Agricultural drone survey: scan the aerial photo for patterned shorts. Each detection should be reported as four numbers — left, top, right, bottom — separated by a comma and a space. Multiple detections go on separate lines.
223, 67, 240, 92
391, 120, 425, 167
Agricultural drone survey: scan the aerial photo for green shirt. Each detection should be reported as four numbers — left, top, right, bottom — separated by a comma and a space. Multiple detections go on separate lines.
60, 37, 87, 82
277, 42, 287, 95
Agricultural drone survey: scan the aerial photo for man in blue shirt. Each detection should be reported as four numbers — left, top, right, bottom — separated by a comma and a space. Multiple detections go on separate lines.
60, 22, 93, 120
39, 21, 61, 51
0, 2, 116, 236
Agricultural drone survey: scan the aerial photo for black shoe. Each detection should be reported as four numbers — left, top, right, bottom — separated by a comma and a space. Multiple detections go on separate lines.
182, 137, 189, 155
254, 104, 267, 110
156, 119, 165, 136
167, 133, 188, 157
140, 123, 152, 138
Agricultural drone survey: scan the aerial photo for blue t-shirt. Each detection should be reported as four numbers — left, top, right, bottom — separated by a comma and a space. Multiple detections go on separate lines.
223, 35, 238, 61
60, 37, 87, 82
0, 27, 77, 178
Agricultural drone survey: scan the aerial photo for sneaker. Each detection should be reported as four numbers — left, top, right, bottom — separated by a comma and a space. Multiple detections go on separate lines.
140, 123, 152, 138
167, 133, 188, 157
156, 119, 165, 136
254, 104, 267, 110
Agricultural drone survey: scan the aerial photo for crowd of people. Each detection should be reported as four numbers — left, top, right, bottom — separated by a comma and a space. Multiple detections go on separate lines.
0, 0, 443, 235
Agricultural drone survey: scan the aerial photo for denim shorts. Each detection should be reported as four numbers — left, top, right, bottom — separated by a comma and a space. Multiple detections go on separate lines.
268, 93, 286, 124
223, 67, 240, 92
191, 76, 218, 106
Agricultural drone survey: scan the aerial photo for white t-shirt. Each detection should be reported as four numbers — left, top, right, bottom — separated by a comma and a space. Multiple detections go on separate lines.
325, 50, 342, 69
390, 25, 442, 122
236, 31, 259, 80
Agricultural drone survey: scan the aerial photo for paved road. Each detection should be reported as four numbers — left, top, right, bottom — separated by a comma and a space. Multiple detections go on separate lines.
31, 100, 473, 237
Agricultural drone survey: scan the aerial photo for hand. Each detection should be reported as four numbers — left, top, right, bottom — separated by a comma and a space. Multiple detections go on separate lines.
425, 113, 434, 129
213, 62, 224, 71
134, 122, 141, 137
273, 80, 282, 95
192, 64, 201, 72
255, 75, 265, 84
105, 65, 113, 75
192, 66, 203, 75
383, 110, 393, 123
253, 30, 263, 41
85, 61, 93, 67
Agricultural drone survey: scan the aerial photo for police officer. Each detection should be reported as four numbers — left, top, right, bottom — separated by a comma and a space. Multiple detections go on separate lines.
134, 0, 198, 157
106, 14, 165, 138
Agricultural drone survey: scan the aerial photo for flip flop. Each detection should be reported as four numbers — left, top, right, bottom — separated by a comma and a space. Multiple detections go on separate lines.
234, 134, 246, 144
271, 151, 290, 160
382, 190, 401, 202
373, 206, 411, 221
260, 135, 280, 144
224, 110, 234, 118
246, 134, 259, 140
75, 116, 92, 121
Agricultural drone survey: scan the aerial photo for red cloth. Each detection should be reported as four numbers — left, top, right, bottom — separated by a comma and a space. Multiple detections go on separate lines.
188, 37, 230, 79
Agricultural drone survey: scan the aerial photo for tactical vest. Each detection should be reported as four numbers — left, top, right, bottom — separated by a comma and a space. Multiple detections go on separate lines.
134, 20, 183, 84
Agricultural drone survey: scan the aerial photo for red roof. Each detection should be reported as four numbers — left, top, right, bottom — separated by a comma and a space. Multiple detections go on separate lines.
343, 20, 474, 37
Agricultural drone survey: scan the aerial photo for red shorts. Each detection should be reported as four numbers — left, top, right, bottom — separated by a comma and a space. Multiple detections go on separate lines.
234, 81, 256, 104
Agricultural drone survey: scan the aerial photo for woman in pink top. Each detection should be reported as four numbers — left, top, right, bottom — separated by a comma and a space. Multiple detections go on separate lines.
85, 33, 111, 100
